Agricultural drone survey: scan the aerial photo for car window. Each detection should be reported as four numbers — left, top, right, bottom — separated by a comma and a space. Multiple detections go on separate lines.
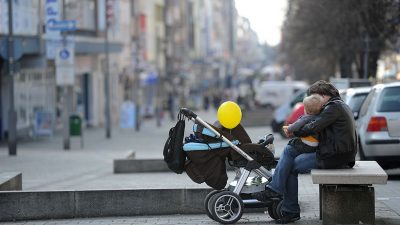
359, 89, 376, 118
340, 92, 347, 103
290, 91, 306, 107
377, 87, 400, 112
348, 93, 368, 113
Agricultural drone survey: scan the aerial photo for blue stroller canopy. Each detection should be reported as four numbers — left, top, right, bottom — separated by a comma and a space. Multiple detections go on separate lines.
183, 124, 240, 151
183, 140, 240, 151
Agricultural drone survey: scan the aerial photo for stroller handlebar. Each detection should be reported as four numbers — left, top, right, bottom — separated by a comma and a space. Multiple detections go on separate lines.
180, 108, 197, 119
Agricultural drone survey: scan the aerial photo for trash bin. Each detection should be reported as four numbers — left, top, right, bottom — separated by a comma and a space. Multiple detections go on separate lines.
69, 115, 82, 136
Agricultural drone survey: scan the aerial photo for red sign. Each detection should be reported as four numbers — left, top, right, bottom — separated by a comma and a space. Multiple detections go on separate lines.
106, 0, 114, 27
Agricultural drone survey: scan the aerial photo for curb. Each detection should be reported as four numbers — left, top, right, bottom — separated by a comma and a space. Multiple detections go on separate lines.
113, 159, 169, 173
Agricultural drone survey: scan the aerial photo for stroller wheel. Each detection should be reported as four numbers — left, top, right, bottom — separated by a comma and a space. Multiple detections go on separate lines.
274, 199, 283, 219
209, 191, 244, 224
267, 199, 281, 220
204, 190, 221, 220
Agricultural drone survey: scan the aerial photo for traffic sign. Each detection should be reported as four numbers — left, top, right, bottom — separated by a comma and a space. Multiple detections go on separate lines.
56, 46, 75, 86
47, 20, 77, 32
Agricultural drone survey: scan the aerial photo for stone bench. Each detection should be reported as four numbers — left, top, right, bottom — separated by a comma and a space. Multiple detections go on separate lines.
311, 161, 387, 225
0, 172, 22, 191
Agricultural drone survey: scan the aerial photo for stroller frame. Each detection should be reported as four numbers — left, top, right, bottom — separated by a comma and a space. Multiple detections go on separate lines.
180, 108, 281, 224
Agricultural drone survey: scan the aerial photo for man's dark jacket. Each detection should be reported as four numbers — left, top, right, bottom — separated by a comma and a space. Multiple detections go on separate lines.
294, 97, 357, 169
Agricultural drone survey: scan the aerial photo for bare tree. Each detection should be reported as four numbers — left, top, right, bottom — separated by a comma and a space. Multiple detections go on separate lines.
282, 0, 400, 81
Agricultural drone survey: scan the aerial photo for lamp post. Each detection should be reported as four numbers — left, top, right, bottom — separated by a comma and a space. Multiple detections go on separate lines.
7, 0, 17, 155
104, 0, 112, 139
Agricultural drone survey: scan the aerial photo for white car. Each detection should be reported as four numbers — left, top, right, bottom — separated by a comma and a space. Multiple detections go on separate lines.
254, 81, 308, 109
340, 86, 372, 119
357, 82, 400, 169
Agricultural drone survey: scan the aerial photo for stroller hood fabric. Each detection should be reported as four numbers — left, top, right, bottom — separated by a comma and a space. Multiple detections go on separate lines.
184, 121, 275, 189
184, 121, 254, 189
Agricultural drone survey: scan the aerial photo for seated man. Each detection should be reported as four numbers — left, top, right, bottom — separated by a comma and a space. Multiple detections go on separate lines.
252, 80, 357, 224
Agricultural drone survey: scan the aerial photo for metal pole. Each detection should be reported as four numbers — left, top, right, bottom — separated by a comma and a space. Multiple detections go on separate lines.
104, 1, 111, 139
62, 0, 70, 150
132, 0, 141, 132
62, 86, 70, 149
7, 0, 17, 155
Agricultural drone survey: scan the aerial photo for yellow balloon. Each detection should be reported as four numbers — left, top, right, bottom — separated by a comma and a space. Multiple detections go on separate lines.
217, 101, 242, 129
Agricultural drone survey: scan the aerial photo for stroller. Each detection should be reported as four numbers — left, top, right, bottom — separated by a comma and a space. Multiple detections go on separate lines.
179, 108, 283, 224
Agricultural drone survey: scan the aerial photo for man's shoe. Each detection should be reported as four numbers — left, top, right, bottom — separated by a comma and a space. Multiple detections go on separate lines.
275, 211, 300, 224
251, 186, 281, 202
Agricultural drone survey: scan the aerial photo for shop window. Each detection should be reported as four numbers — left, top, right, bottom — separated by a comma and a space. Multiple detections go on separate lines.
65, 0, 96, 31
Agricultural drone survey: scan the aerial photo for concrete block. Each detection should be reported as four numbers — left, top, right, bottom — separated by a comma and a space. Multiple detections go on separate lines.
0, 188, 211, 222
0, 172, 22, 191
321, 185, 375, 225
312, 161, 388, 184
113, 159, 169, 173
0, 191, 75, 221
75, 188, 209, 217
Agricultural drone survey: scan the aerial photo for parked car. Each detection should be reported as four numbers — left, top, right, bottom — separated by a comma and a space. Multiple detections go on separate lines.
285, 102, 305, 126
277, 87, 371, 139
340, 86, 372, 119
254, 81, 308, 109
357, 82, 400, 169
270, 89, 307, 137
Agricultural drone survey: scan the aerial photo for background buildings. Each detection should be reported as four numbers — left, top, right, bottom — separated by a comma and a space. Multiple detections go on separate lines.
0, 0, 265, 141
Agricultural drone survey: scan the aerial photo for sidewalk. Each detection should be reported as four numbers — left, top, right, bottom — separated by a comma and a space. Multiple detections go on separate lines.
0, 110, 285, 191
0, 110, 400, 224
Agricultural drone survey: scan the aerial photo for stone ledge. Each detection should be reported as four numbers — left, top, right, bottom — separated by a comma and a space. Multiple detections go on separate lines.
311, 161, 388, 185
0, 188, 209, 222
0, 172, 22, 191
0, 188, 266, 222
113, 159, 169, 173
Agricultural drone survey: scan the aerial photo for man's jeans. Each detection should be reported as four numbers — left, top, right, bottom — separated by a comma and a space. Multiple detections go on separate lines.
268, 144, 317, 214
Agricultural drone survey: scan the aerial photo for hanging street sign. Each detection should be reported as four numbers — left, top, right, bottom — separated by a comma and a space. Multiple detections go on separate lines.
47, 20, 77, 32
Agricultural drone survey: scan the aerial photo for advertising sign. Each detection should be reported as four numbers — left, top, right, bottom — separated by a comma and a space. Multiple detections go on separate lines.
34, 111, 54, 136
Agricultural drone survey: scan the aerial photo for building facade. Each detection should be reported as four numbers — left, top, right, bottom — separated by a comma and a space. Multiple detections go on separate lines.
0, 0, 258, 141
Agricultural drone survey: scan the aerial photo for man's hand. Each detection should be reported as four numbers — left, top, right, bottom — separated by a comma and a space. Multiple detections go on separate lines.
282, 125, 293, 138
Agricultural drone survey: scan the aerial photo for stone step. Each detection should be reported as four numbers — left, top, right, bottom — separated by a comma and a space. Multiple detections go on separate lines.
0, 172, 22, 191
0, 188, 264, 222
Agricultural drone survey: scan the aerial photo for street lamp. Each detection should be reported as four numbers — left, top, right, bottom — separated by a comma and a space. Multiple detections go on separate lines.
7, 0, 17, 155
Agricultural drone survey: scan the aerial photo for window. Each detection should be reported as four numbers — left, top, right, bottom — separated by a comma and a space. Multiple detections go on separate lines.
348, 93, 368, 114
290, 90, 306, 107
65, 0, 96, 31
377, 87, 400, 112
359, 89, 375, 118
340, 91, 347, 103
